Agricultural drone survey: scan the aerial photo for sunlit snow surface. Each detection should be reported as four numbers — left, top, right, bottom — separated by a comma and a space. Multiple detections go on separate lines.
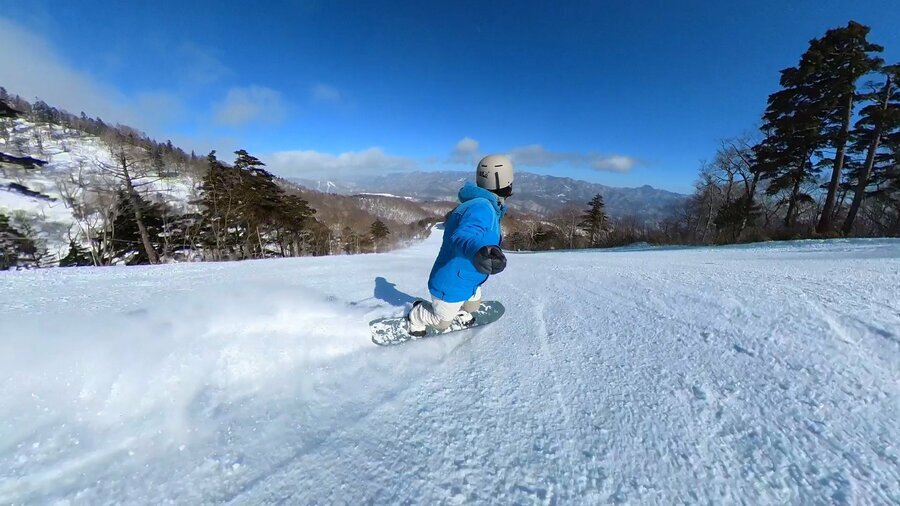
1, 230, 899, 504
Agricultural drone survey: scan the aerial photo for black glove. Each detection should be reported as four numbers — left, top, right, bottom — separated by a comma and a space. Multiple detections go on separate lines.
473, 245, 507, 275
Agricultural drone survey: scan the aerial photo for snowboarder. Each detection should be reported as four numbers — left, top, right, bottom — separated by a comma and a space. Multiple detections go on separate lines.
406, 154, 513, 337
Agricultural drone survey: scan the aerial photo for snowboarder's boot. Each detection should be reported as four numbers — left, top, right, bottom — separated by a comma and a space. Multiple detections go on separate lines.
406, 300, 427, 337
462, 299, 482, 313
454, 310, 476, 328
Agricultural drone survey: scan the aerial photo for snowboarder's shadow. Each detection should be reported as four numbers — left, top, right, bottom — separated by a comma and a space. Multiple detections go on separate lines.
373, 276, 417, 307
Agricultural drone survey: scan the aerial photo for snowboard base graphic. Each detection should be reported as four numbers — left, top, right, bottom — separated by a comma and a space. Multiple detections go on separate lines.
370, 301, 505, 346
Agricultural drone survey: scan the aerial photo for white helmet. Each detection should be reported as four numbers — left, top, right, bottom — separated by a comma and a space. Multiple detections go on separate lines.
476, 154, 514, 198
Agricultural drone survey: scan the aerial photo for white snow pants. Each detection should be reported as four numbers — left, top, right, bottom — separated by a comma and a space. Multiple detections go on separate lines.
408, 287, 482, 330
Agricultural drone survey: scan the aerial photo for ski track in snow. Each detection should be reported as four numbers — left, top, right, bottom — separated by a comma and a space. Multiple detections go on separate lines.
1, 230, 899, 504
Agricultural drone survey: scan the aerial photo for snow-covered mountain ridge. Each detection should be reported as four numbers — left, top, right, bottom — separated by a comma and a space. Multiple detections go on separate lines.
294, 170, 687, 222
1, 228, 897, 504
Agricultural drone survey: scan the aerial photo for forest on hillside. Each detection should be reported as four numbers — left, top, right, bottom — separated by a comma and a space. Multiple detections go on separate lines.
0, 93, 436, 269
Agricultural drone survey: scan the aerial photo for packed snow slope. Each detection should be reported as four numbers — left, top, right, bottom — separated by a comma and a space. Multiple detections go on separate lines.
1, 229, 899, 504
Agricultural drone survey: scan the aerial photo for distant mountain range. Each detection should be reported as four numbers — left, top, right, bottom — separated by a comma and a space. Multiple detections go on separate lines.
292, 171, 686, 222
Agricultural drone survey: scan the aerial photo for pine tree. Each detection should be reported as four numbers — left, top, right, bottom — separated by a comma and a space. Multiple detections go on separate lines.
98, 133, 162, 264
100, 190, 165, 264
810, 21, 884, 232
0, 213, 37, 270
843, 65, 899, 233
150, 145, 166, 177
754, 21, 884, 231
198, 149, 317, 259
754, 74, 825, 228
273, 193, 316, 256
715, 195, 761, 242
370, 220, 390, 252
579, 194, 610, 246
232, 149, 283, 258
59, 241, 94, 267
198, 151, 245, 259
199, 151, 225, 256
883, 162, 900, 233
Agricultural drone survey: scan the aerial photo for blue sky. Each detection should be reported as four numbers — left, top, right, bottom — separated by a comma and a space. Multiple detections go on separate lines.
1, 1, 898, 193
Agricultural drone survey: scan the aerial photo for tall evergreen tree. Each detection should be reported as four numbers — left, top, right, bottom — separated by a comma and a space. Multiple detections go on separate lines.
232, 149, 283, 257
843, 65, 900, 233
198, 151, 245, 259
273, 193, 316, 256
59, 241, 94, 267
370, 220, 390, 252
883, 162, 900, 234
715, 195, 761, 242
754, 74, 825, 228
754, 21, 884, 231
810, 21, 884, 232
579, 194, 610, 246
0, 213, 37, 270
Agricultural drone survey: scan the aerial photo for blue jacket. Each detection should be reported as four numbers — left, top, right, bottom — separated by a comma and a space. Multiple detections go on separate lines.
428, 182, 506, 302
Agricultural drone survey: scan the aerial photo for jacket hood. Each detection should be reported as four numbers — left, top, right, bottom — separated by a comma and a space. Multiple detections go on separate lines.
458, 181, 505, 217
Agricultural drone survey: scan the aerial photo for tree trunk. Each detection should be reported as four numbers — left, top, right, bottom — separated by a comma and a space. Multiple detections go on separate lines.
256, 225, 265, 257
834, 187, 848, 222
817, 92, 855, 233
843, 76, 893, 235
785, 176, 802, 228
736, 172, 761, 238
120, 154, 159, 264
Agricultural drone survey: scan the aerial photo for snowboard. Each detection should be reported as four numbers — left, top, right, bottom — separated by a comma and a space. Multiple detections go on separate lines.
370, 300, 505, 346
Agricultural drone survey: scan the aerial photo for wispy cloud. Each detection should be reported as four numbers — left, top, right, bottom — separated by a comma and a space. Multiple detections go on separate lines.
0, 17, 186, 130
449, 136, 480, 164
178, 42, 231, 86
446, 140, 639, 173
213, 86, 286, 126
591, 155, 638, 172
264, 147, 418, 179
310, 83, 342, 104
507, 144, 639, 173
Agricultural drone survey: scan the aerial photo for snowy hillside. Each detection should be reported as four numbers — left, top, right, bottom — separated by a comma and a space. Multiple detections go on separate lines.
354, 193, 439, 224
1, 230, 898, 504
0, 118, 196, 263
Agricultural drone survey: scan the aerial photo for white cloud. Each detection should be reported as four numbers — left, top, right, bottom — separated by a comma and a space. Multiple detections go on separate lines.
0, 18, 126, 124
310, 83, 342, 104
592, 155, 638, 172
0, 18, 187, 133
449, 136, 480, 164
507, 144, 567, 166
507, 144, 639, 173
264, 147, 419, 179
213, 86, 286, 126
